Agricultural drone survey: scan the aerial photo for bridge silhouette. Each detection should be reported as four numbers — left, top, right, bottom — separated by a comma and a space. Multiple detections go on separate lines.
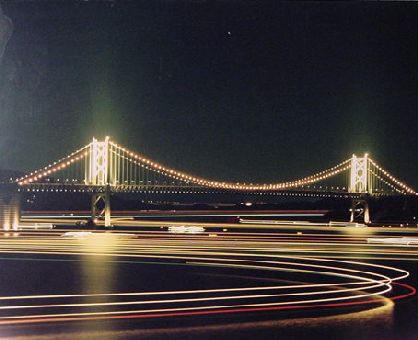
4, 137, 417, 227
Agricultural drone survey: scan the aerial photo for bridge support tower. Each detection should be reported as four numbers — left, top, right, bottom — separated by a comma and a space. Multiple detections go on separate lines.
349, 154, 372, 224
349, 198, 370, 224
91, 185, 111, 227
86, 137, 112, 227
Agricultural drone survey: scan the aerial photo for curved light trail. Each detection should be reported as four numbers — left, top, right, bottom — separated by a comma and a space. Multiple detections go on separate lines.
0, 229, 414, 325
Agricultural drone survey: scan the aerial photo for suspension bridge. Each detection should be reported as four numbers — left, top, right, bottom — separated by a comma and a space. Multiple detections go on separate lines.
1, 137, 417, 228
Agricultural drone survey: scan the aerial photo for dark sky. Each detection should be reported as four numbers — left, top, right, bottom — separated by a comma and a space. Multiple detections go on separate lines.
1, 1, 418, 187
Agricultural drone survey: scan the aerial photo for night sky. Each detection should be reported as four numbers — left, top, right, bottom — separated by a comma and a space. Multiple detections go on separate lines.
1, 1, 418, 187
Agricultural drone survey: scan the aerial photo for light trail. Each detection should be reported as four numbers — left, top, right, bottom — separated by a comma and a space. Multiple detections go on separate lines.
0, 229, 414, 326
19, 216, 418, 234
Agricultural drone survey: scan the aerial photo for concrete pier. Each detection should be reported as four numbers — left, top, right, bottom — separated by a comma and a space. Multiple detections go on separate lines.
0, 184, 20, 230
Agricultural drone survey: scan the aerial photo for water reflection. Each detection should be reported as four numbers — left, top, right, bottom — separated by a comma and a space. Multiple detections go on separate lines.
79, 233, 118, 334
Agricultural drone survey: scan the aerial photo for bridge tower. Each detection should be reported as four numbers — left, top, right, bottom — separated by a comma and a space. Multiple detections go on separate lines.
349, 153, 372, 194
349, 153, 371, 224
86, 137, 112, 227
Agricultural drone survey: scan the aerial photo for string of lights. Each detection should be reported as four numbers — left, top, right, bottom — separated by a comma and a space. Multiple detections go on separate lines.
109, 141, 352, 191
368, 158, 416, 194
368, 169, 403, 194
16, 144, 90, 185
15, 139, 416, 195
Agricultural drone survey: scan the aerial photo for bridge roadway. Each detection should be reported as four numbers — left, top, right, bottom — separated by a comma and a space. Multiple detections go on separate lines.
20, 182, 365, 197
1, 219, 418, 339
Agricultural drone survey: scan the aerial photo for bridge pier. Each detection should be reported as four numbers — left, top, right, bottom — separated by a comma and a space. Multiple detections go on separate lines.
350, 198, 370, 224
91, 185, 111, 227
0, 184, 20, 230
